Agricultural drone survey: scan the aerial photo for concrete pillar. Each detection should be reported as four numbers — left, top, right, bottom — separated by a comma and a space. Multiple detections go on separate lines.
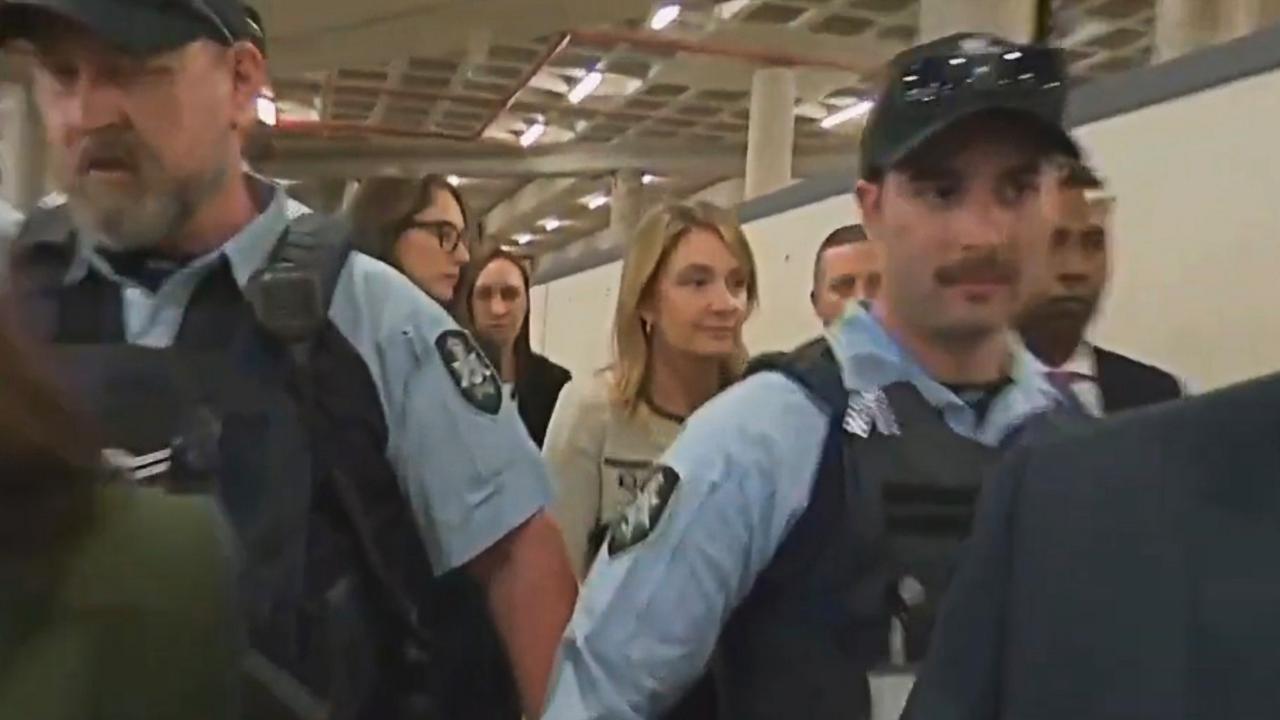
609, 169, 642, 245
744, 67, 796, 200
1220, 0, 1280, 41
917, 0, 1036, 43
0, 82, 47, 210
1154, 0, 1222, 61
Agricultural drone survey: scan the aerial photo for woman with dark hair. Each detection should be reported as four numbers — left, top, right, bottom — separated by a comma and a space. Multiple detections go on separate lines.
0, 305, 239, 718
345, 174, 473, 306
458, 248, 571, 447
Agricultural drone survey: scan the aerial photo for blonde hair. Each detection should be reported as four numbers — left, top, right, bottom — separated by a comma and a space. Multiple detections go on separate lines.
610, 201, 760, 413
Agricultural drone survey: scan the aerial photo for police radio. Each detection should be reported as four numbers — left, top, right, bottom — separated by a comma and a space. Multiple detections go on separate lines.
246, 260, 327, 349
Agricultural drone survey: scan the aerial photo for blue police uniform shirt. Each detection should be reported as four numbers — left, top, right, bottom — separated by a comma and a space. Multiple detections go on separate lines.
57, 177, 551, 572
541, 304, 1063, 720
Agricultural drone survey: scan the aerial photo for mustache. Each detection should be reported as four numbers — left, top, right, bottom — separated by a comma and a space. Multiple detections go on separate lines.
74, 130, 146, 176
935, 252, 1018, 287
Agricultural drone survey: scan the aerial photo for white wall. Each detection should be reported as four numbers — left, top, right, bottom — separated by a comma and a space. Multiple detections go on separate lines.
1079, 69, 1280, 390
740, 194, 861, 353
537, 66, 1280, 392
537, 260, 623, 379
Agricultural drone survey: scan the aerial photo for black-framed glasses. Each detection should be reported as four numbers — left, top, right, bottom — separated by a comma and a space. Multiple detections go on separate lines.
897, 46, 1064, 104
403, 220, 470, 254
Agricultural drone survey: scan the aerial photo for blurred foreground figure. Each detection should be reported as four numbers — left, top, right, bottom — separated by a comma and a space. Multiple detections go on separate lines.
0, 301, 240, 719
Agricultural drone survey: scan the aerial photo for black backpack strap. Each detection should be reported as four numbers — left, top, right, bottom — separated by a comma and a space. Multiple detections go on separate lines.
245, 213, 354, 347
250, 213, 432, 650
272, 213, 354, 319
749, 337, 848, 419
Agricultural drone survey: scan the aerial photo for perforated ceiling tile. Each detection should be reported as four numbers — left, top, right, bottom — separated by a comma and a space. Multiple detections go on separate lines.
462, 79, 513, 95
743, 2, 810, 24
489, 45, 544, 63
1088, 0, 1152, 20
695, 88, 750, 104
847, 0, 917, 13
811, 13, 875, 36
1089, 25, 1147, 50
402, 74, 452, 91
877, 23, 916, 42
474, 64, 526, 81
675, 103, 721, 117
336, 68, 389, 84
641, 83, 691, 98
408, 57, 459, 74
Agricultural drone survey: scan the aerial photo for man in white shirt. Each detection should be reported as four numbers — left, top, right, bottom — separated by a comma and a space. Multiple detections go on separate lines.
1018, 160, 1182, 415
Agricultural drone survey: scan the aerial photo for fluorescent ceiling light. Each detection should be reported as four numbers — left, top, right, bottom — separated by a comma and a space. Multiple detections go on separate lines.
820, 99, 875, 130
513, 233, 536, 245
949, 57, 968, 66
540, 217, 563, 231
568, 70, 605, 105
641, 173, 661, 185
581, 193, 610, 210
446, 174, 462, 187
519, 121, 547, 147
650, 4, 681, 31
1002, 50, 1023, 61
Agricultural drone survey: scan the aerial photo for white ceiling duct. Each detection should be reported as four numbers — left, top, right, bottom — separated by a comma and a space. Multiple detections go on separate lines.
795, 101, 830, 120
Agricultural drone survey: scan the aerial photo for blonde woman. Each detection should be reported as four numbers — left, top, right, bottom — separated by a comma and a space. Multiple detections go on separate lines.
543, 201, 759, 579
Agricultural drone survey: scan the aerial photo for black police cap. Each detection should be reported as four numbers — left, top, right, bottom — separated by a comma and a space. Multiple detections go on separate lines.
0, 0, 255, 56
860, 33, 1079, 180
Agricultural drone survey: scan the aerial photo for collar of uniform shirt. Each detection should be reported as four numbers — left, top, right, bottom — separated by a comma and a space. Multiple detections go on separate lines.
826, 301, 1061, 444
62, 175, 290, 291
1054, 341, 1097, 380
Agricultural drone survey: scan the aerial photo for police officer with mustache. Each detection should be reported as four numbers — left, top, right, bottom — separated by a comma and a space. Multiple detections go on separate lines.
542, 34, 1085, 720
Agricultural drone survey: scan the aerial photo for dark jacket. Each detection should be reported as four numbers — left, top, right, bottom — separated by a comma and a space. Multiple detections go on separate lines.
516, 353, 571, 448
0, 485, 240, 720
1094, 346, 1182, 413
904, 373, 1280, 720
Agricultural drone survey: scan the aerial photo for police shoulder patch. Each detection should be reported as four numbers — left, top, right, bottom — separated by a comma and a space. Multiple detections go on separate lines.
436, 330, 502, 415
607, 464, 681, 556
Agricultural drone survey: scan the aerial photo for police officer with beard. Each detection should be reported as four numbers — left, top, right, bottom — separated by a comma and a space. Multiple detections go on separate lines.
542, 34, 1082, 720
0, 1, 575, 718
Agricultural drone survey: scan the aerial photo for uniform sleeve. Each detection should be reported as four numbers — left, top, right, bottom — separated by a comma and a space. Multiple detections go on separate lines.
385, 320, 552, 572
543, 378, 608, 578
901, 445, 1028, 720
542, 373, 830, 720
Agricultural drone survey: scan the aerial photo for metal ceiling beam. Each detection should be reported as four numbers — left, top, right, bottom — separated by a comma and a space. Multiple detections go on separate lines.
259, 139, 856, 180
484, 177, 599, 238
530, 176, 752, 283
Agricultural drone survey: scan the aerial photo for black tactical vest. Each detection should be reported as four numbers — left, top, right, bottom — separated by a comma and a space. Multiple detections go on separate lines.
9, 207, 520, 720
710, 339, 1075, 720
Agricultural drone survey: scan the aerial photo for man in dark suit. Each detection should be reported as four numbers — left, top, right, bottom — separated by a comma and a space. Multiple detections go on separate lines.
1018, 161, 1182, 415
902, 373, 1280, 719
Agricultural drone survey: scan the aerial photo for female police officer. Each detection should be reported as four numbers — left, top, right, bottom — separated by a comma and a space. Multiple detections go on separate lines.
542, 33, 1081, 720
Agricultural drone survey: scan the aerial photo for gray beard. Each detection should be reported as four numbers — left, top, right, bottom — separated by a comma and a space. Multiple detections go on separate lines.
65, 157, 230, 253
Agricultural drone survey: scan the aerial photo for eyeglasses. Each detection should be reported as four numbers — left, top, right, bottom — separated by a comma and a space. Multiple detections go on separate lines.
897, 46, 1064, 105
403, 220, 470, 254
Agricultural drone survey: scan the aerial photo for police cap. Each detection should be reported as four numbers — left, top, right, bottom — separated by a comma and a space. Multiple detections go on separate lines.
860, 33, 1079, 180
0, 0, 255, 56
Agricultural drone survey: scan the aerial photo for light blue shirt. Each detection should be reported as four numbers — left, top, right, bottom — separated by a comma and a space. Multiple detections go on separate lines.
60, 178, 550, 572
542, 305, 1063, 720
